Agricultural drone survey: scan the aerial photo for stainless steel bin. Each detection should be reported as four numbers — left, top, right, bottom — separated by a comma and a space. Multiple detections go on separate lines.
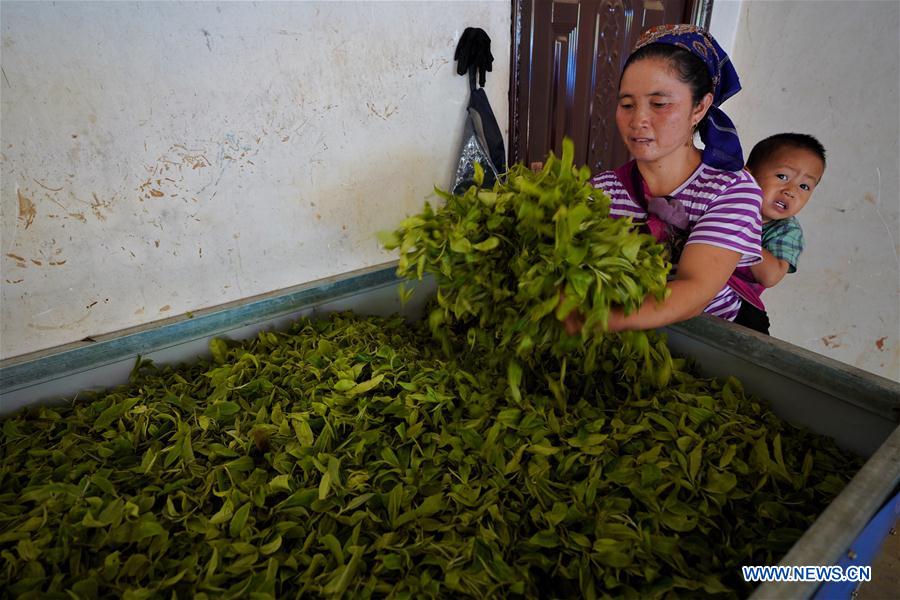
2, 263, 898, 598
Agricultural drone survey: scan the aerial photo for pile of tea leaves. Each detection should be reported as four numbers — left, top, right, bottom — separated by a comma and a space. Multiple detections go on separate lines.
0, 313, 860, 599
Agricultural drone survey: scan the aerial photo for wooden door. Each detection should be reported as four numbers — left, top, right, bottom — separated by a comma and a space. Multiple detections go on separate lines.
509, 0, 711, 173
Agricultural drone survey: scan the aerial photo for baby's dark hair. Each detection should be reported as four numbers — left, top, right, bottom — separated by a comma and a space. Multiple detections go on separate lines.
621, 43, 713, 107
746, 133, 827, 173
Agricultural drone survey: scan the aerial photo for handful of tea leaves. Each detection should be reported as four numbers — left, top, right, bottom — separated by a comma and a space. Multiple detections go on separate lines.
380, 138, 671, 377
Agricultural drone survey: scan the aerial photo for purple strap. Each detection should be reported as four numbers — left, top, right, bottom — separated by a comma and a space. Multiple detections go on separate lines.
613, 161, 689, 242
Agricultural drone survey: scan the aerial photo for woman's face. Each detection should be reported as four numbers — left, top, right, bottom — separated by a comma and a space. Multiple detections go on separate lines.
616, 57, 711, 165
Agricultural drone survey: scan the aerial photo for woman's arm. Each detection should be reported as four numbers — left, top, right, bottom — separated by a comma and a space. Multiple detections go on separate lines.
604, 244, 742, 332
749, 248, 790, 288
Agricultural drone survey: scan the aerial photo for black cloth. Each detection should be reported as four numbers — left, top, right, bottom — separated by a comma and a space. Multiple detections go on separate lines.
734, 301, 771, 336
454, 27, 493, 88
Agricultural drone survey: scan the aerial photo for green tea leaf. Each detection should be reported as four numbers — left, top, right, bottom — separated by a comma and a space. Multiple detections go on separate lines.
318, 472, 333, 501
210, 338, 229, 364
229, 503, 251, 538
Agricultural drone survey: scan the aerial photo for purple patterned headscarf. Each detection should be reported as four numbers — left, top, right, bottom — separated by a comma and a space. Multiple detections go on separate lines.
634, 24, 744, 171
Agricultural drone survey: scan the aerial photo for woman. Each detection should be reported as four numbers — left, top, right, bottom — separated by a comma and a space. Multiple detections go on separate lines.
567, 25, 762, 334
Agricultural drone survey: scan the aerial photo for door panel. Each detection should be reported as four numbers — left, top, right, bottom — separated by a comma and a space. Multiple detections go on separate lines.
510, 0, 706, 173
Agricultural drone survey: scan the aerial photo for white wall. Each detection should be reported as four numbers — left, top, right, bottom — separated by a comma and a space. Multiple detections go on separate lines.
0, 1, 510, 359
707, 0, 742, 55
718, 0, 899, 381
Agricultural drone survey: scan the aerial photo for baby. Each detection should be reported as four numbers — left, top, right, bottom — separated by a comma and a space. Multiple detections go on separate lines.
728, 133, 826, 334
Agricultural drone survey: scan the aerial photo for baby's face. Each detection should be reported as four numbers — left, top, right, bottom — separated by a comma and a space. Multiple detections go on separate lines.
751, 148, 824, 222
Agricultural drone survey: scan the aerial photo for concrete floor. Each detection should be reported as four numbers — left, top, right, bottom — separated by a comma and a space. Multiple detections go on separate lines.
857, 518, 899, 599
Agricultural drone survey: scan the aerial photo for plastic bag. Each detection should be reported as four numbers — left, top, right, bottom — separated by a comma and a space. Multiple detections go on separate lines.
451, 28, 506, 195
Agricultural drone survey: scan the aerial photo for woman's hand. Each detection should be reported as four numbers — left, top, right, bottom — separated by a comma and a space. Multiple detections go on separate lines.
559, 291, 627, 335
563, 307, 585, 336
605, 309, 627, 333
563, 306, 628, 335
558, 289, 584, 335
609, 244, 742, 331
559, 244, 742, 334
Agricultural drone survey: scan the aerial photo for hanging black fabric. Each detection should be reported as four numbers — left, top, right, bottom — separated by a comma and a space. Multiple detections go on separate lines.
454, 27, 493, 87
451, 28, 506, 195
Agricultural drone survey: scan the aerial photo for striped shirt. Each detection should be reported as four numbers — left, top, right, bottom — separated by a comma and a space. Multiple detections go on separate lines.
591, 162, 763, 321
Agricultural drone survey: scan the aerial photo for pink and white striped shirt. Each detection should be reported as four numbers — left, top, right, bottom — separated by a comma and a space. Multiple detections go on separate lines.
591, 162, 763, 321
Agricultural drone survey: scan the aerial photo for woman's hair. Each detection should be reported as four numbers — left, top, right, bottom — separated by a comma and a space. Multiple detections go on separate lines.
746, 133, 827, 171
620, 43, 713, 107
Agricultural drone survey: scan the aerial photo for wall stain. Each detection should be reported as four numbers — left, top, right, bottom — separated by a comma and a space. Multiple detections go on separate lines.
91, 193, 112, 221
138, 142, 219, 202
876, 336, 887, 351
159, 305, 171, 312
5, 253, 27, 268
32, 179, 63, 192
201, 28, 213, 52
27, 311, 91, 331
171, 144, 211, 170
821, 334, 841, 348
17, 189, 36, 229
4, 244, 68, 269
366, 102, 398, 120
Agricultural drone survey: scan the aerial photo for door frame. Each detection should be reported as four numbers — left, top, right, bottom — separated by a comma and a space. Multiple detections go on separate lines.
508, 0, 714, 168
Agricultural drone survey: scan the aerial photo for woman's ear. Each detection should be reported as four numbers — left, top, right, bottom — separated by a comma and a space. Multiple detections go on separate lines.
693, 92, 714, 125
